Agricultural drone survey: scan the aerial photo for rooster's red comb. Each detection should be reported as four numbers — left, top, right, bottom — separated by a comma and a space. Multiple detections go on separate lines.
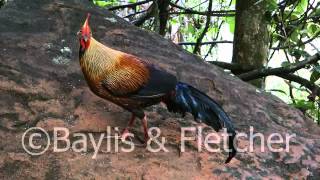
83, 13, 90, 28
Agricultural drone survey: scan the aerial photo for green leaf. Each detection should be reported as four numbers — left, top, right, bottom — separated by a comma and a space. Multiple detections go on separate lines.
307, 23, 320, 36
93, 0, 113, 7
289, 29, 300, 43
295, 0, 308, 15
187, 23, 195, 34
267, 89, 287, 95
281, 61, 291, 67
286, 11, 299, 20
313, 6, 320, 16
288, 49, 310, 59
171, 18, 178, 25
310, 71, 320, 83
314, 65, 320, 73
293, 99, 315, 110
225, 17, 235, 33
266, 0, 278, 11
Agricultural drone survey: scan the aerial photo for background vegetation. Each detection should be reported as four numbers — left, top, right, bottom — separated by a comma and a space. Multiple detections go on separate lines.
90, 0, 320, 124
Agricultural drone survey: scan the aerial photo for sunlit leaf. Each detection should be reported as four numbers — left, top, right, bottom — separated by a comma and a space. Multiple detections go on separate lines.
295, 0, 308, 15
267, 89, 287, 95
225, 17, 235, 33
307, 23, 320, 36
171, 18, 178, 25
93, 0, 113, 7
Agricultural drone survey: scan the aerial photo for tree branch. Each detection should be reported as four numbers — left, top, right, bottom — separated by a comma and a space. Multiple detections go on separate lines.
204, 21, 224, 60
208, 61, 255, 73
238, 53, 320, 81
158, 0, 170, 36
169, 2, 235, 16
108, 0, 151, 11
124, 10, 147, 18
277, 73, 320, 97
271, 31, 320, 50
208, 61, 320, 98
169, 11, 235, 16
193, 0, 213, 54
132, 2, 157, 26
178, 41, 233, 46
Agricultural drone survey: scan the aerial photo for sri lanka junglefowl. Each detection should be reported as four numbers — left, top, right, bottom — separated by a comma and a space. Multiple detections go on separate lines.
78, 13, 237, 163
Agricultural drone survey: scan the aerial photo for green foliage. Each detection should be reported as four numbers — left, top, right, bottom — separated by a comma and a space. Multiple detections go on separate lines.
292, 99, 315, 110
267, 0, 278, 11
267, 1, 320, 123
310, 66, 320, 83
92, 0, 118, 8
307, 23, 320, 36
225, 17, 235, 33
295, 0, 308, 15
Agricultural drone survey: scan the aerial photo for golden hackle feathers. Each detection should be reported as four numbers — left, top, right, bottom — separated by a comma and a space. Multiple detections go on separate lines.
79, 37, 150, 96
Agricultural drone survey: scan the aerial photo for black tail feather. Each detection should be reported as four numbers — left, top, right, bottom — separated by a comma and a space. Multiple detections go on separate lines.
164, 82, 236, 163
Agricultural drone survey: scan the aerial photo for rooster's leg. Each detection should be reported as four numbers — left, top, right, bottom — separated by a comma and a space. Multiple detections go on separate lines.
129, 115, 149, 146
141, 115, 149, 143
120, 114, 136, 139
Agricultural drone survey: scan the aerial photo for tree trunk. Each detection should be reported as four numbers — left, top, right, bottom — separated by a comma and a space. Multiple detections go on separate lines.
232, 0, 270, 88
0, 0, 319, 179
157, 0, 169, 36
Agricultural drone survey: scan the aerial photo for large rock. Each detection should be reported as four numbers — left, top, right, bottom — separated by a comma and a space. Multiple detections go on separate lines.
0, 0, 319, 179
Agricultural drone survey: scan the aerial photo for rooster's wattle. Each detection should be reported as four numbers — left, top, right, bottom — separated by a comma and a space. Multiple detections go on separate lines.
78, 13, 236, 163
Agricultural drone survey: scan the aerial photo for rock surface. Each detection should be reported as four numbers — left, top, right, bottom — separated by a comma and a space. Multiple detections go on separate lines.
0, 0, 319, 179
